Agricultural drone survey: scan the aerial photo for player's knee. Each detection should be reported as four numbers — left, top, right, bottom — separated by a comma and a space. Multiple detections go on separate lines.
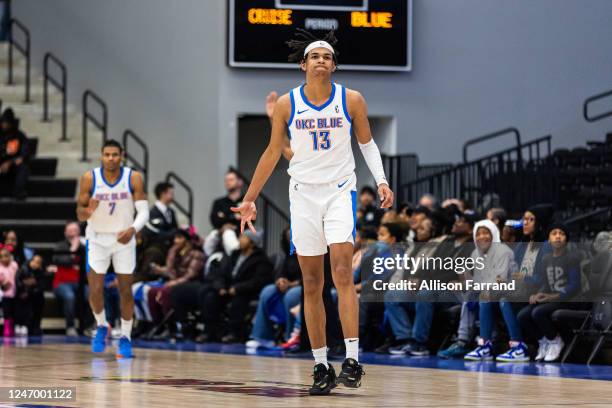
332, 265, 353, 288
302, 274, 323, 296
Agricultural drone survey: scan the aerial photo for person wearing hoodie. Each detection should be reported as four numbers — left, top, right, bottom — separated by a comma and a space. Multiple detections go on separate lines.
201, 228, 273, 343
0, 108, 30, 199
517, 223, 581, 362
463, 219, 530, 362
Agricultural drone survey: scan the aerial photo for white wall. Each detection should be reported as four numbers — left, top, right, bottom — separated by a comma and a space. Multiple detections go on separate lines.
13, 0, 612, 229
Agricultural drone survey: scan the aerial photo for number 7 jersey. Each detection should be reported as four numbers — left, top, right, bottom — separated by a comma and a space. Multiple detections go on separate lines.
87, 166, 135, 237
287, 82, 355, 184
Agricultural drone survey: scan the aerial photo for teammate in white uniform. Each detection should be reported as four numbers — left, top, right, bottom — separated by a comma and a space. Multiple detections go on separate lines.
76, 140, 149, 358
232, 30, 393, 395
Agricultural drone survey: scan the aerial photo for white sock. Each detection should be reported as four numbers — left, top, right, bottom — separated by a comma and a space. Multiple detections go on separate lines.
94, 311, 108, 327
121, 319, 133, 340
312, 346, 328, 368
345, 338, 359, 362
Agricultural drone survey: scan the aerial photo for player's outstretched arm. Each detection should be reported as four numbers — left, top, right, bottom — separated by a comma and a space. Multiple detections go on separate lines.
232, 93, 291, 233
118, 171, 149, 244
76, 171, 99, 222
347, 89, 394, 209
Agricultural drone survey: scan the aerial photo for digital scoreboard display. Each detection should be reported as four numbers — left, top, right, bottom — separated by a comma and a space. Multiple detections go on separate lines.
228, 0, 412, 71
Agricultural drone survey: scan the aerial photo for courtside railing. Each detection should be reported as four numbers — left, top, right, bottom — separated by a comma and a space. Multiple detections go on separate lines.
165, 171, 194, 226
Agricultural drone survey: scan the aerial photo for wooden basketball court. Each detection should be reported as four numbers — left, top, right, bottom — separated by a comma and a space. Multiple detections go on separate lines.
1, 339, 611, 407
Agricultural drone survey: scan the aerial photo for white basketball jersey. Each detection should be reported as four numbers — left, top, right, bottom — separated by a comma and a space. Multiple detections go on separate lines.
87, 166, 135, 235
287, 82, 355, 184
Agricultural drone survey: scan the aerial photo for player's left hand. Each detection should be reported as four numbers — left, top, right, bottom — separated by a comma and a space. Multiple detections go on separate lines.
378, 183, 394, 209
117, 227, 136, 244
228, 287, 236, 296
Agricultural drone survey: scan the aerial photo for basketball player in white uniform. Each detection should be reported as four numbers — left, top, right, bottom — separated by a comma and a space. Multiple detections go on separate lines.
232, 31, 393, 395
76, 140, 149, 358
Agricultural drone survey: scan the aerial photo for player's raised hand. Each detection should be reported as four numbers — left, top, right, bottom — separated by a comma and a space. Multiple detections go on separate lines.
378, 183, 394, 209
231, 201, 257, 234
265, 91, 279, 119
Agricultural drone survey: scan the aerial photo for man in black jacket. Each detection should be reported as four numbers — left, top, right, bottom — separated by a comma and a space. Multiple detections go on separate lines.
0, 108, 30, 199
209, 169, 244, 230
137, 182, 178, 281
201, 228, 273, 343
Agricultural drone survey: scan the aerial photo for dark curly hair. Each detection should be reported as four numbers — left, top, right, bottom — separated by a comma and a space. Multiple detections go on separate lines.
286, 28, 339, 64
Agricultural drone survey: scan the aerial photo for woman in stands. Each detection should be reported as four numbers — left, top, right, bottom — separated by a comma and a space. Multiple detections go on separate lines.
3, 230, 33, 266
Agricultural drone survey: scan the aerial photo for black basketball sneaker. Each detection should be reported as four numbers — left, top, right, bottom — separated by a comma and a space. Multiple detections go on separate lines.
336, 358, 364, 388
309, 363, 337, 395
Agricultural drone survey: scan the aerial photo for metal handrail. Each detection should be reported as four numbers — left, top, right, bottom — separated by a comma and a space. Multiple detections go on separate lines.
401, 136, 551, 212
7, 18, 31, 103
583, 89, 612, 122
122, 129, 149, 192
165, 171, 194, 225
463, 127, 522, 163
81, 90, 108, 161
42, 52, 68, 141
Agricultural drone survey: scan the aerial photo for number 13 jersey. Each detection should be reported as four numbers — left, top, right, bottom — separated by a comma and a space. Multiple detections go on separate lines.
287, 82, 355, 184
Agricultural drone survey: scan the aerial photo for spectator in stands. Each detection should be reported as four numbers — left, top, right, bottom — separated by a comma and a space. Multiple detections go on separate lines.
357, 186, 384, 228
201, 228, 273, 343
15, 254, 45, 336
380, 209, 400, 224
137, 182, 178, 281
0, 108, 30, 199
515, 205, 553, 280
384, 215, 448, 355
387, 213, 475, 356
462, 220, 529, 362
246, 227, 301, 349
47, 221, 86, 336
486, 207, 507, 232
209, 169, 244, 230
418, 193, 438, 211
0, 247, 18, 337
518, 223, 581, 362
3, 229, 33, 266
359, 222, 406, 351
147, 229, 205, 339
407, 206, 432, 243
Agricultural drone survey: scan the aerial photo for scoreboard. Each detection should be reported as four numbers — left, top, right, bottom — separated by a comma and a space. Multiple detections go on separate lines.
228, 0, 412, 71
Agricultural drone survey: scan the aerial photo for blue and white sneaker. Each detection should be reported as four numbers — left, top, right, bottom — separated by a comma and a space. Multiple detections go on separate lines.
116, 336, 134, 359
464, 339, 493, 361
91, 325, 110, 353
496, 342, 530, 362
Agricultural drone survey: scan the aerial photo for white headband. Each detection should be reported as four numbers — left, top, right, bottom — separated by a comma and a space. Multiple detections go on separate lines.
304, 40, 335, 57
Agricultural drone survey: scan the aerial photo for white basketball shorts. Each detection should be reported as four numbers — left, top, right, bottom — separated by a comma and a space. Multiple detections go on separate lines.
289, 172, 357, 256
86, 234, 136, 274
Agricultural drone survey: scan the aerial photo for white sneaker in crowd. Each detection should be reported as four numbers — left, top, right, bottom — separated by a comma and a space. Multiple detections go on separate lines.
535, 337, 549, 361
544, 335, 564, 362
